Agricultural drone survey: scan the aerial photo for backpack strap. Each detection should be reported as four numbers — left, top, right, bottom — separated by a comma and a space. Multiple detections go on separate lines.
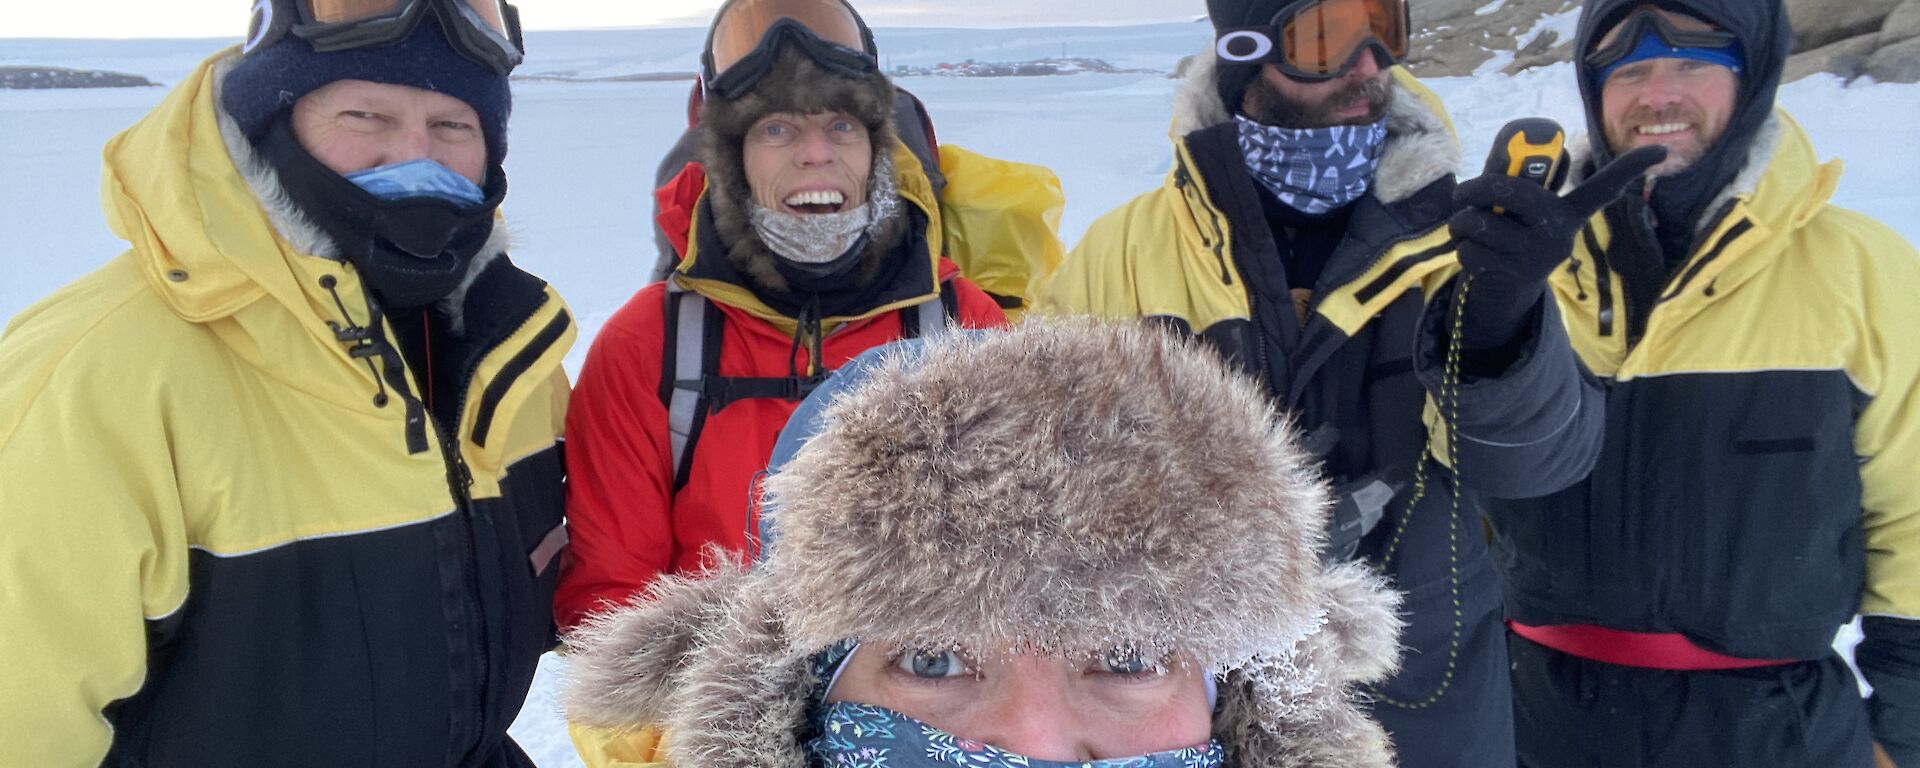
897, 281, 960, 340
662, 281, 721, 491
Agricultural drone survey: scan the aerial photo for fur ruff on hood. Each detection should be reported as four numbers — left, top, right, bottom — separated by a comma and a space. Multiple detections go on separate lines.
1563, 112, 1786, 236
700, 47, 907, 294
211, 52, 509, 332
565, 319, 1406, 768
1172, 49, 1459, 205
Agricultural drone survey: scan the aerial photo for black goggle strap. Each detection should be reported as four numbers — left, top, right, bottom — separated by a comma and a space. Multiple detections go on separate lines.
703, 18, 878, 100
245, 0, 521, 72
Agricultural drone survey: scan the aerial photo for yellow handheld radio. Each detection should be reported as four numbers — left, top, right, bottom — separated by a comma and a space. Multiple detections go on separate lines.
1486, 118, 1568, 212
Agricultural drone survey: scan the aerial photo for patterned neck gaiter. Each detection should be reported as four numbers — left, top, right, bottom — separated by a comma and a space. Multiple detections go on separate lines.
1235, 115, 1389, 216
806, 702, 1228, 768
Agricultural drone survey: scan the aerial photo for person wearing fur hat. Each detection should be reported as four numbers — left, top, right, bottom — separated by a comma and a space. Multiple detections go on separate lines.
0, 2, 572, 766
564, 319, 1409, 768
1473, 0, 1920, 765
1035, 1, 1676, 766
556, 0, 1007, 667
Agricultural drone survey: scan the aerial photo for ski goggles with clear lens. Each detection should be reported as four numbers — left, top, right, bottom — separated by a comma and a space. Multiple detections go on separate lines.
243, 0, 524, 74
702, 0, 879, 101
1584, 6, 1737, 71
1215, 0, 1408, 81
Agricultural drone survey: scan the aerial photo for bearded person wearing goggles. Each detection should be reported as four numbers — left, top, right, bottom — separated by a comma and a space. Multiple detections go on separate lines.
555, 3, 1016, 761
0, 2, 574, 766
1460, 1, 1920, 766
1033, 0, 1659, 765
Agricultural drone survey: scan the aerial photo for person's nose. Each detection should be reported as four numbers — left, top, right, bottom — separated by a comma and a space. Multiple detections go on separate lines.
389, 121, 434, 165
973, 663, 1091, 762
1636, 66, 1686, 109
794, 126, 839, 168
1347, 47, 1384, 80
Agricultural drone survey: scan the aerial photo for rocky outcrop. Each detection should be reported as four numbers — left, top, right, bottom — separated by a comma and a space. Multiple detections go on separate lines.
1396, 0, 1920, 83
0, 66, 156, 89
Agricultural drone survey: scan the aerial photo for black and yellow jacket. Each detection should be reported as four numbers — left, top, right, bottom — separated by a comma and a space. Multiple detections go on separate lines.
0, 52, 574, 767
1498, 111, 1920, 754
1036, 60, 1603, 768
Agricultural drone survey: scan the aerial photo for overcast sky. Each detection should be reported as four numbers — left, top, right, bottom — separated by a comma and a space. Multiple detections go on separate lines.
7, 1, 1201, 39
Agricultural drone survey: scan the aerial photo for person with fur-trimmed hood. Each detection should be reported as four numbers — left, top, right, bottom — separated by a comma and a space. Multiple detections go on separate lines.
1035, 1, 1675, 765
0, 2, 571, 766
1474, 0, 1920, 765
565, 319, 1409, 767
556, 0, 1007, 702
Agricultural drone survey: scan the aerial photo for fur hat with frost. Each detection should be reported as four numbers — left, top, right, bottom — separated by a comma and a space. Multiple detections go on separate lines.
564, 318, 1406, 767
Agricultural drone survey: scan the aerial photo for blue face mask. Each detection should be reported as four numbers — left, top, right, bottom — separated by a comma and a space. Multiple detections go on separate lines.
343, 158, 487, 207
806, 702, 1227, 768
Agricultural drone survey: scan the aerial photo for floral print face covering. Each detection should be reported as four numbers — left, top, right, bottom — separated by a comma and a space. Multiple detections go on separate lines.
804, 701, 1228, 768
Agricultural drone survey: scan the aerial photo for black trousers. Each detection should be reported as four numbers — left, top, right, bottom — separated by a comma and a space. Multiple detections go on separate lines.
1510, 632, 1875, 768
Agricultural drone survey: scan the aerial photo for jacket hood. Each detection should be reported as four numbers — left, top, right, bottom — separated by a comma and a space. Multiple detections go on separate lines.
1564, 110, 1842, 239
102, 49, 508, 337
565, 319, 1406, 768
673, 138, 949, 334
1172, 49, 1460, 205
1573, 0, 1792, 228
699, 48, 906, 296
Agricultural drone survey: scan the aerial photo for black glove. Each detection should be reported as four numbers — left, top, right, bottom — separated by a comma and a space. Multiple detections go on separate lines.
1449, 145, 1669, 356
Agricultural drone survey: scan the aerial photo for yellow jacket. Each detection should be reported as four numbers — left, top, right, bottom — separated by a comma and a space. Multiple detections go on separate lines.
0, 50, 574, 767
1499, 110, 1920, 659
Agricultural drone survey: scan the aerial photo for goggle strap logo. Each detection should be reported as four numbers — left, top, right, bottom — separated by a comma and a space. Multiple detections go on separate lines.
243, 0, 275, 55
1217, 28, 1276, 63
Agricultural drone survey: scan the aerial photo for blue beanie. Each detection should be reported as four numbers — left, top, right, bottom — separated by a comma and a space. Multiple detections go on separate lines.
222, 16, 511, 162
1597, 28, 1745, 86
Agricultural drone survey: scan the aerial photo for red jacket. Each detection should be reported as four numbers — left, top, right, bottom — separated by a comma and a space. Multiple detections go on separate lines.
557, 223, 1006, 632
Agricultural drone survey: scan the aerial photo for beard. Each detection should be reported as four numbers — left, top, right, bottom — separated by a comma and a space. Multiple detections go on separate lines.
1605, 104, 1719, 178
1245, 73, 1393, 130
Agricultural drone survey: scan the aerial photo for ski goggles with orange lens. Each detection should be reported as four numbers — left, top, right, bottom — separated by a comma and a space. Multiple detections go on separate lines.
1584, 7, 1737, 71
702, 0, 879, 101
243, 0, 524, 74
1215, 0, 1408, 81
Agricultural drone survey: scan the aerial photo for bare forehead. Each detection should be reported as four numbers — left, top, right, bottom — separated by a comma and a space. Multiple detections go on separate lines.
301, 80, 479, 116
749, 110, 862, 125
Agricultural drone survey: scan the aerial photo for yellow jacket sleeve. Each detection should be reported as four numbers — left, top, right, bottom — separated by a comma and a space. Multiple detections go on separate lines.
1855, 220, 1920, 620
569, 722, 670, 768
0, 302, 194, 767
936, 144, 1067, 321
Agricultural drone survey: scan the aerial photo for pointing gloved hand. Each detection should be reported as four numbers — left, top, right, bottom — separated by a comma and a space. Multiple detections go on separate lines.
1448, 144, 1669, 358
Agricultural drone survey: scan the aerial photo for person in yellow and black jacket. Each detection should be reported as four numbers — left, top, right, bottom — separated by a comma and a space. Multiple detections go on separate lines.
1036, 0, 1676, 765
1476, 0, 1920, 765
0, 4, 573, 767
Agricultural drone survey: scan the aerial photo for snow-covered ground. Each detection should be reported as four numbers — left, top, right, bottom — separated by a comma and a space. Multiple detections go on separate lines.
2, 27, 1914, 767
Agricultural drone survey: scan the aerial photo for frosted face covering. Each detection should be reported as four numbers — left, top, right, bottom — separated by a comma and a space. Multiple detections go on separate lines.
1279, 0, 1407, 79
246, 0, 522, 73
703, 0, 876, 99
1586, 6, 1736, 71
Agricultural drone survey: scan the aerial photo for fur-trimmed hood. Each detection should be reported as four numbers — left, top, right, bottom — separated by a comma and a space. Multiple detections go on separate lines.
1171, 49, 1459, 205
699, 47, 906, 295
1564, 111, 1840, 238
566, 319, 1406, 767
209, 53, 509, 329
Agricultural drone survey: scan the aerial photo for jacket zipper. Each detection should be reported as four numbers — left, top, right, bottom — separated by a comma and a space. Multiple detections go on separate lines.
1175, 158, 1234, 287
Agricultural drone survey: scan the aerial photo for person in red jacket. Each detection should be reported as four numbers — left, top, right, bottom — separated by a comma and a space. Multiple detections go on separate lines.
556, 0, 1007, 632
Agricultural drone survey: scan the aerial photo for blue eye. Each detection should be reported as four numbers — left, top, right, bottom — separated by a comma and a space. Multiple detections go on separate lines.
1097, 649, 1161, 676
896, 649, 970, 679
831, 120, 856, 132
